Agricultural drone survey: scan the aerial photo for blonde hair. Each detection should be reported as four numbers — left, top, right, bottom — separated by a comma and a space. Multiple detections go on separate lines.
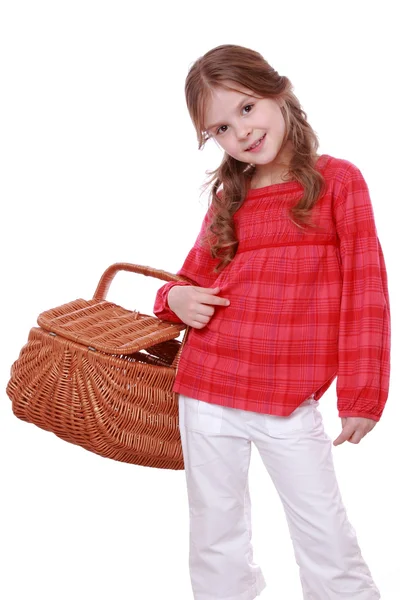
185, 44, 326, 272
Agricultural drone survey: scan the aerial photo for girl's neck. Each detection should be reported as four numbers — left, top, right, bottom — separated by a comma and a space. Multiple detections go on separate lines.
250, 153, 321, 190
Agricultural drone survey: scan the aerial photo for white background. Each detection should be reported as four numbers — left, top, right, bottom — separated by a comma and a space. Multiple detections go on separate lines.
0, 1, 398, 599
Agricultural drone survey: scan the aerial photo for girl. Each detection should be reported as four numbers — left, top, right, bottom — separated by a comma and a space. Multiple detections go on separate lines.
153, 44, 390, 600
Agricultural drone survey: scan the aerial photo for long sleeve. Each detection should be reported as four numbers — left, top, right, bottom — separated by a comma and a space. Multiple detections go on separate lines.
334, 164, 391, 421
153, 206, 220, 323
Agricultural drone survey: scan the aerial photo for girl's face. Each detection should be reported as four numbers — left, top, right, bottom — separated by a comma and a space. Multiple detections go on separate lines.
204, 81, 289, 169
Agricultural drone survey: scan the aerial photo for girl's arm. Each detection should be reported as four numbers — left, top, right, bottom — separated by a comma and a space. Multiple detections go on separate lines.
153, 206, 220, 323
334, 162, 391, 422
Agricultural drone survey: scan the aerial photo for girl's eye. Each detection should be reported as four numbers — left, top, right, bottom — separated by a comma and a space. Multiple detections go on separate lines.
216, 125, 228, 135
243, 104, 253, 114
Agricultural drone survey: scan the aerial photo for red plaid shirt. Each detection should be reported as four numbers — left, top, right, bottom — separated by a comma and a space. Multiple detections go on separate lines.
154, 155, 390, 421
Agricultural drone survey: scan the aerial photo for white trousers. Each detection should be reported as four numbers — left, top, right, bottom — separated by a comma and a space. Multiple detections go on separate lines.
178, 394, 380, 600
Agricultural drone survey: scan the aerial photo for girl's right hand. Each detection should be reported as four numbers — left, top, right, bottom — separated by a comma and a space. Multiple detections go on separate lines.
167, 285, 230, 329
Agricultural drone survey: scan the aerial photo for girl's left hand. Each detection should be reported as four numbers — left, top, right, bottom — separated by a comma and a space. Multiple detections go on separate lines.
333, 417, 377, 446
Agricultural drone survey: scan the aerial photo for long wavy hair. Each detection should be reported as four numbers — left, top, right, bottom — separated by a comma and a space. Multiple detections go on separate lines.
185, 44, 326, 272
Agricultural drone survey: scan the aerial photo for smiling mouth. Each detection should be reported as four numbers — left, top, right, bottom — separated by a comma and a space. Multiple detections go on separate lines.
245, 133, 266, 151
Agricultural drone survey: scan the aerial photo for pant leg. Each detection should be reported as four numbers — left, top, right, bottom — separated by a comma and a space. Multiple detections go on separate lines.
178, 394, 267, 600
252, 398, 380, 600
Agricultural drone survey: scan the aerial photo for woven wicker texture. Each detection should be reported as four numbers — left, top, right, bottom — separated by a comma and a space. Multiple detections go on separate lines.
7, 263, 192, 469
37, 298, 184, 354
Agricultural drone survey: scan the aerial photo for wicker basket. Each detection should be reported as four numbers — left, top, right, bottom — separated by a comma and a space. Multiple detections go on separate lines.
6, 263, 192, 470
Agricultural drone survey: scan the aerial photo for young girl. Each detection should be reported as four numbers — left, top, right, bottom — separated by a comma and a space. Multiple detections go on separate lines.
153, 44, 390, 600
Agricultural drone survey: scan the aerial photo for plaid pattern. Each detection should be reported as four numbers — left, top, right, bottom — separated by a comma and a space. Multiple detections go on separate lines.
154, 155, 390, 421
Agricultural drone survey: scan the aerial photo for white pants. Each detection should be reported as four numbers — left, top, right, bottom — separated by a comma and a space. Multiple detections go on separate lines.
178, 394, 380, 600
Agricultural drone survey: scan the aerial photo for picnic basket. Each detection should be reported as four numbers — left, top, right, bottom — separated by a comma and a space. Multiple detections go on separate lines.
6, 263, 192, 470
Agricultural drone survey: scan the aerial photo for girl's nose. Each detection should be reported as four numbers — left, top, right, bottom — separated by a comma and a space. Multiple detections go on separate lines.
237, 126, 252, 141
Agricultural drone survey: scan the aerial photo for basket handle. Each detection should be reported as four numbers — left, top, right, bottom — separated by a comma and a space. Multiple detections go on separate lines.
93, 262, 193, 369
93, 262, 193, 301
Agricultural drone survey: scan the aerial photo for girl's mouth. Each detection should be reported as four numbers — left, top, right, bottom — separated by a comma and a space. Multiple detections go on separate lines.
245, 133, 266, 152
